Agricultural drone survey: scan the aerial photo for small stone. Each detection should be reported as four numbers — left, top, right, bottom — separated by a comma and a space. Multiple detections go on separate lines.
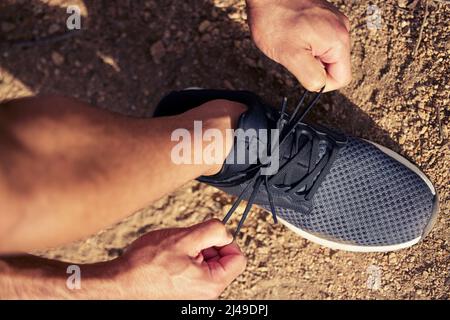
401, 26, 410, 35
198, 20, 211, 33
245, 57, 257, 68
48, 23, 60, 34
201, 34, 211, 42
419, 127, 427, 135
444, 277, 450, 287
1, 22, 15, 33
285, 78, 295, 87
398, 0, 409, 8
51, 51, 65, 66
223, 80, 235, 90
228, 11, 240, 20
150, 40, 166, 63
398, 0, 419, 9
388, 253, 398, 264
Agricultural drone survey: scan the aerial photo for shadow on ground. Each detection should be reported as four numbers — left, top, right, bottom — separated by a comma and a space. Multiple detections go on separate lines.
0, 0, 402, 154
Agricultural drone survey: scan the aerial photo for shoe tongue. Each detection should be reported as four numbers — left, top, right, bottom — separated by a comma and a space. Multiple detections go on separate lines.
216, 103, 275, 178
202, 101, 329, 184
275, 135, 329, 186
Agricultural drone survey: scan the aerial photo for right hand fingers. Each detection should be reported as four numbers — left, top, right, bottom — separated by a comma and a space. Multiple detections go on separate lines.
320, 41, 352, 92
284, 27, 351, 93
180, 219, 233, 257
205, 242, 247, 285
180, 220, 246, 285
286, 50, 328, 92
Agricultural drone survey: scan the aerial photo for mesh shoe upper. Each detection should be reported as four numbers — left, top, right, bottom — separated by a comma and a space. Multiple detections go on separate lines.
263, 137, 435, 246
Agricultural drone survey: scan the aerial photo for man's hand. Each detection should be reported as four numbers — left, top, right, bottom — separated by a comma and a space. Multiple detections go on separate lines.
0, 219, 247, 299
247, 0, 352, 92
116, 219, 247, 299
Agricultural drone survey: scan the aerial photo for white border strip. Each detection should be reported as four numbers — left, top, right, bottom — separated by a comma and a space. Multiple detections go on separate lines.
277, 216, 422, 253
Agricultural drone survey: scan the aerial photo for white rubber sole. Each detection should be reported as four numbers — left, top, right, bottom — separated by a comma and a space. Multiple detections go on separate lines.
263, 140, 439, 253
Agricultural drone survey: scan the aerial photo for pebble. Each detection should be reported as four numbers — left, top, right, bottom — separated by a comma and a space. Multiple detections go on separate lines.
201, 34, 212, 42
51, 51, 65, 66
150, 40, 166, 63
1, 22, 15, 33
398, 0, 410, 8
223, 80, 235, 90
198, 20, 211, 33
48, 23, 60, 34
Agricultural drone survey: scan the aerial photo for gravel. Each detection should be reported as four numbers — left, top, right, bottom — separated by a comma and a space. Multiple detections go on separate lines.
0, 0, 448, 299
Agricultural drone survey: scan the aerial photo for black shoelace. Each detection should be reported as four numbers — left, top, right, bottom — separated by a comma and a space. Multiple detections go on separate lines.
223, 87, 340, 237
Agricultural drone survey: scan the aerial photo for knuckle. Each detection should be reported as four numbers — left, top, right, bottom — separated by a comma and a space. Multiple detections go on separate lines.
171, 239, 186, 252
173, 230, 192, 248
206, 218, 223, 228
204, 218, 227, 234
336, 26, 351, 45
304, 78, 325, 92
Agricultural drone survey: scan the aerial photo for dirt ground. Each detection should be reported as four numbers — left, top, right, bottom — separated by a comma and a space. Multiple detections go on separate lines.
0, 0, 448, 299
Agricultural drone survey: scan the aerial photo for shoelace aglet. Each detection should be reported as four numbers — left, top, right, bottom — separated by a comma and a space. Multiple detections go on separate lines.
264, 176, 278, 224
277, 97, 289, 131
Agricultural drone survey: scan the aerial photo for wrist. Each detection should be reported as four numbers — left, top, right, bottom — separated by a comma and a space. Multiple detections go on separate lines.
0, 255, 125, 299
78, 258, 126, 299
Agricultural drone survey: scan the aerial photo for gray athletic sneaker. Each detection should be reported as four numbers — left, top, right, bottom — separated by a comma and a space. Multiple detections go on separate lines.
154, 89, 439, 252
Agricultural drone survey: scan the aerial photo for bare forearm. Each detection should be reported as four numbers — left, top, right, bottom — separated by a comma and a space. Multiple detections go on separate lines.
0, 95, 243, 253
0, 95, 187, 252
0, 220, 247, 300
0, 254, 123, 299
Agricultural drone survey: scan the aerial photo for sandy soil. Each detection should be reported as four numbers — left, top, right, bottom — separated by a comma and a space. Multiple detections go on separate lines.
0, 0, 448, 299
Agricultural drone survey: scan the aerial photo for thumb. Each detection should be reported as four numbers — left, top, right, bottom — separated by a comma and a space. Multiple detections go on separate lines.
207, 242, 247, 285
283, 49, 327, 92
181, 219, 233, 257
